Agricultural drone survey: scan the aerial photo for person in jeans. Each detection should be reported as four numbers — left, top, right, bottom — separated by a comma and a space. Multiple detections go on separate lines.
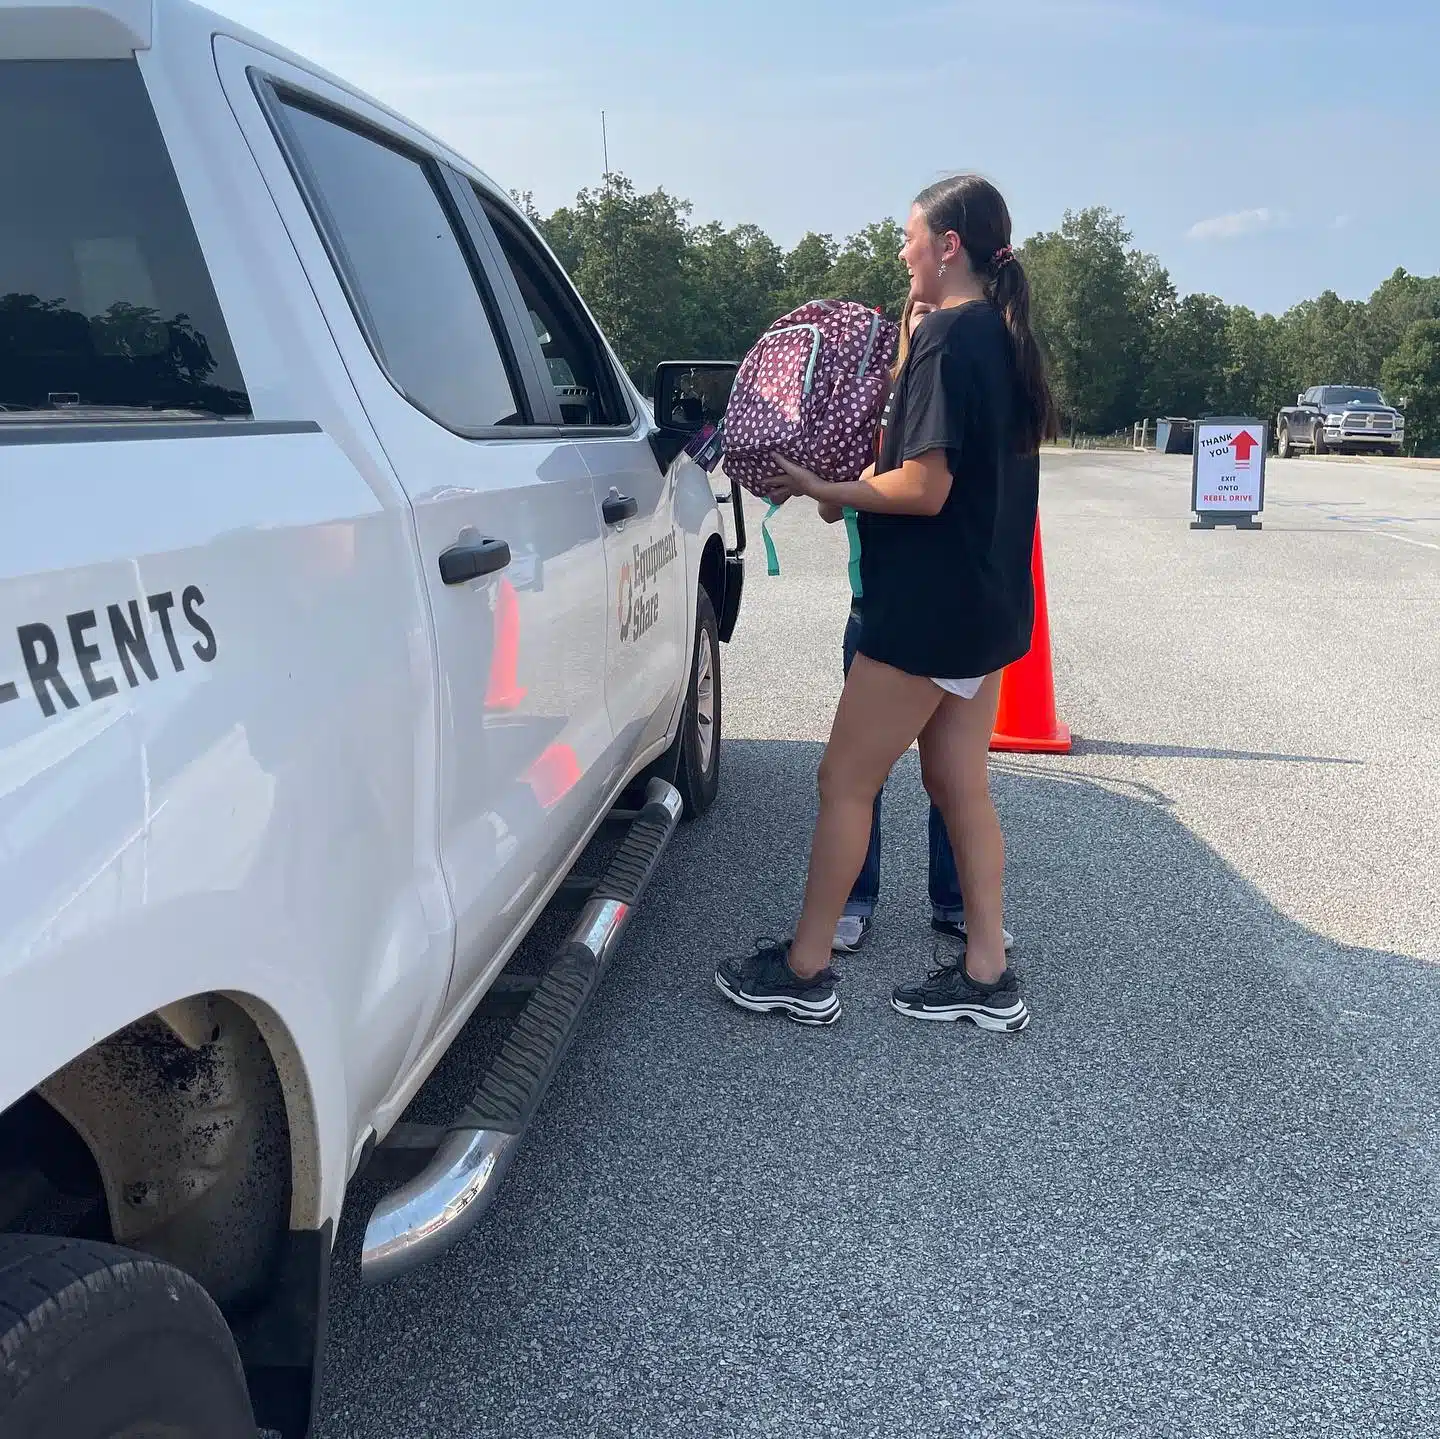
715, 173, 1053, 1030
824, 298, 1013, 959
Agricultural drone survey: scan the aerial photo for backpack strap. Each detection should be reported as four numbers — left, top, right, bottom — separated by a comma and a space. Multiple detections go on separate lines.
761, 502, 782, 577
760, 504, 860, 588
843, 508, 863, 598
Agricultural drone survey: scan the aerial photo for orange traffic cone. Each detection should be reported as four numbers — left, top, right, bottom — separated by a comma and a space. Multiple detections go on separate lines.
990, 520, 1071, 754
484, 577, 527, 712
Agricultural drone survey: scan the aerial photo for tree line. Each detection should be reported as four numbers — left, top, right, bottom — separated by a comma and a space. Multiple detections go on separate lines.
516, 176, 1440, 454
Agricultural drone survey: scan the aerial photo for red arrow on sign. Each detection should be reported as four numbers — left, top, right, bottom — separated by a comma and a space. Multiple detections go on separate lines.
1231, 430, 1258, 464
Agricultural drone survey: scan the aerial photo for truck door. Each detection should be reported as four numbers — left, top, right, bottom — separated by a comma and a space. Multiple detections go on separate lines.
0, 52, 449, 1126
233, 62, 616, 1010
468, 195, 687, 772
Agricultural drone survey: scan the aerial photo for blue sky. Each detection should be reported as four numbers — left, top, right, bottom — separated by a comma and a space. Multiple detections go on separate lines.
217, 0, 1439, 316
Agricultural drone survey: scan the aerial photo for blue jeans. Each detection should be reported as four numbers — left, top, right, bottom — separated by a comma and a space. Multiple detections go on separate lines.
841, 608, 965, 922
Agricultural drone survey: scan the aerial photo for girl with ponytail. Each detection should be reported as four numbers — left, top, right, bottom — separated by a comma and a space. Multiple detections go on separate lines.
715, 174, 1054, 1032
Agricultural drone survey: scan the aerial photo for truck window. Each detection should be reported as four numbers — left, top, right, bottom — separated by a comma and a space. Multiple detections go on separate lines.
475, 191, 632, 429
275, 99, 523, 433
0, 60, 250, 418
1319, 386, 1384, 407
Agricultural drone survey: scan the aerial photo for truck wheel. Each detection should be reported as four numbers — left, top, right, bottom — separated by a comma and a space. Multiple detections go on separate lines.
0, 1236, 255, 1439
669, 587, 721, 820
1312, 426, 1327, 455
1277, 423, 1292, 458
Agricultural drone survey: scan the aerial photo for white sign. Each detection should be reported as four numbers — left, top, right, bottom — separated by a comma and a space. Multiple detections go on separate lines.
1192, 420, 1266, 516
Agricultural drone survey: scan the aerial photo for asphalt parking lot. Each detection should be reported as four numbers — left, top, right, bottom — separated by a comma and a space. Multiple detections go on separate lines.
315, 449, 1439, 1439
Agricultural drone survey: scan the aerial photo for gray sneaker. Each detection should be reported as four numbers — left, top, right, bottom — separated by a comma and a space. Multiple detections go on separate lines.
832, 914, 872, 953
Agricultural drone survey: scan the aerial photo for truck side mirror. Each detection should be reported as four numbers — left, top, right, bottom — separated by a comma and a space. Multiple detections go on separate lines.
653, 361, 738, 433
649, 360, 738, 470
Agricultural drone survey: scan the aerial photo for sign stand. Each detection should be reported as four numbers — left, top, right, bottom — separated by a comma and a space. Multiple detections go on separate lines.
1191, 416, 1267, 530
1191, 511, 1262, 530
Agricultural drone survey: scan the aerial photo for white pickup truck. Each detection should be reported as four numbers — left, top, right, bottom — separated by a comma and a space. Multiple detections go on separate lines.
0, 4, 744, 1434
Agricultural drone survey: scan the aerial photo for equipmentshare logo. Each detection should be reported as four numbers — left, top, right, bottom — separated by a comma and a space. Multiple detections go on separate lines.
618, 529, 678, 643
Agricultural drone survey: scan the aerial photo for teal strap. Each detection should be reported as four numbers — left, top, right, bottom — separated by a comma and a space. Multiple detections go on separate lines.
761, 502, 781, 576
843, 508, 863, 598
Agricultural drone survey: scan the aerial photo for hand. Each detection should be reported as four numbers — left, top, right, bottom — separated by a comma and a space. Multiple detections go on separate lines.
760, 475, 802, 503
770, 453, 825, 499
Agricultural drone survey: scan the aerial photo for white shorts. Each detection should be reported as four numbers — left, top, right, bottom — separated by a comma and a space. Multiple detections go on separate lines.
932, 675, 986, 700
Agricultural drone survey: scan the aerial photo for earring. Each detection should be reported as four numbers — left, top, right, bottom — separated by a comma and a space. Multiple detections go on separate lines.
938, 262, 947, 278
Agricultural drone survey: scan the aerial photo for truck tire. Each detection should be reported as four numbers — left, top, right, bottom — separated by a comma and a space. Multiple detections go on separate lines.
669, 587, 721, 820
0, 1235, 256, 1439
1277, 423, 1291, 458
1312, 425, 1327, 455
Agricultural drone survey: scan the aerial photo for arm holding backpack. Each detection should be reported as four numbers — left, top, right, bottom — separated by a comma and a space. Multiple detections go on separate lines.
766, 451, 953, 519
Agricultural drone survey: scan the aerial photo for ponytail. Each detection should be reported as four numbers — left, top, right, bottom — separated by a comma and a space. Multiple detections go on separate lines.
985, 253, 1057, 450
914, 174, 1057, 452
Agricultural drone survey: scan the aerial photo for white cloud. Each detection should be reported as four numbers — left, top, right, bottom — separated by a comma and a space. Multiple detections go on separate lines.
1186, 207, 1287, 242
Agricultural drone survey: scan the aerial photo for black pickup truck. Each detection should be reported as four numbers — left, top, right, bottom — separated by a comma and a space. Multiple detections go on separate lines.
1276, 386, 1406, 457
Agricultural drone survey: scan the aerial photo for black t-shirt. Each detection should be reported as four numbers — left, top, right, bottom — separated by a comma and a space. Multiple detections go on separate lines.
856, 301, 1039, 679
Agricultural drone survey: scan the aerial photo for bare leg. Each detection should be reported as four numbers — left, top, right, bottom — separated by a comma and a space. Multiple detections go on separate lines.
917, 673, 1007, 983
788, 654, 943, 979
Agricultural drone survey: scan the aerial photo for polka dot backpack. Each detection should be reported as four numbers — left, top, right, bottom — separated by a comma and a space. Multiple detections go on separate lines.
721, 300, 898, 574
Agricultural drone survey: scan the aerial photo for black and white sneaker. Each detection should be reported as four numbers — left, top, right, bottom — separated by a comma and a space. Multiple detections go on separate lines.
892, 953, 1029, 1030
716, 940, 841, 1026
932, 918, 1015, 953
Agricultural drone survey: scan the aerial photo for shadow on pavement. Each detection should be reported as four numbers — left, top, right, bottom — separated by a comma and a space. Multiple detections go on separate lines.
315, 736, 1438, 1439
1071, 737, 1363, 765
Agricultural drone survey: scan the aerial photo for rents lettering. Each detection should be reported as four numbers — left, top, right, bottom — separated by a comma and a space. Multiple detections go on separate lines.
1, 586, 218, 720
